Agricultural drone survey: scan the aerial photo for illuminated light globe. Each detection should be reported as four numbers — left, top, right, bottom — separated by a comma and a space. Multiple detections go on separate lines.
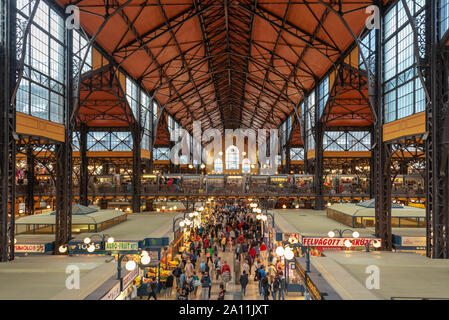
275, 246, 285, 257
328, 231, 335, 238
58, 245, 68, 253
261, 215, 267, 222
107, 237, 115, 244
87, 244, 96, 253
141, 250, 149, 256
173, 206, 177, 210
284, 248, 294, 260
344, 240, 353, 248
179, 221, 185, 228
141, 255, 151, 265
83, 237, 91, 244
185, 219, 192, 226
256, 214, 261, 220
189, 213, 194, 218
352, 231, 360, 238
125, 260, 137, 271
282, 204, 287, 209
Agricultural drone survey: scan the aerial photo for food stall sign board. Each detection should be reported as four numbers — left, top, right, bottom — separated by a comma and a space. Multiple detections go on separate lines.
302, 237, 381, 247
122, 267, 139, 289
105, 242, 139, 251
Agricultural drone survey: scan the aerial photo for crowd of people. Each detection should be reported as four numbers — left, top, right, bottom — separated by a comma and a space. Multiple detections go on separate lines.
156, 200, 288, 300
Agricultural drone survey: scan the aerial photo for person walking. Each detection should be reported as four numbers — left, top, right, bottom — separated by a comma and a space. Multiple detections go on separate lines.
267, 263, 277, 283
185, 259, 195, 278
235, 243, 241, 262
180, 269, 187, 291
242, 259, 250, 276
240, 270, 249, 297
249, 245, 256, 264
130, 280, 138, 300
200, 272, 211, 300
206, 246, 213, 264
181, 250, 187, 268
259, 242, 267, 262
173, 264, 181, 289
257, 266, 266, 296
215, 256, 223, 280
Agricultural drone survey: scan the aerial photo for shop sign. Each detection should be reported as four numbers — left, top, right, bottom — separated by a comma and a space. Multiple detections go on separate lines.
69, 241, 102, 253
15, 244, 45, 253
101, 282, 121, 300
302, 237, 381, 248
283, 233, 302, 244
144, 237, 169, 247
105, 241, 139, 251
400, 236, 426, 247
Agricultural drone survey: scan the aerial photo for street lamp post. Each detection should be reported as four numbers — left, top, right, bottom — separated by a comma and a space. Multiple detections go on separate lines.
328, 229, 381, 251
276, 241, 311, 298
328, 228, 360, 239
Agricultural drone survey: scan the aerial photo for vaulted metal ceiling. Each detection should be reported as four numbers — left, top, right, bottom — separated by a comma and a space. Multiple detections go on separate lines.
57, 0, 375, 134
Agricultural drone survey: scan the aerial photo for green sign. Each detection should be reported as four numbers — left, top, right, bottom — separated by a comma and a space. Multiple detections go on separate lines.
105, 242, 139, 251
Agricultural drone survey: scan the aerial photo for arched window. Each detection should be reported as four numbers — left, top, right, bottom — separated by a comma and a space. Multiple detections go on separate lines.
225, 145, 239, 170
242, 158, 251, 173
214, 158, 223, 173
